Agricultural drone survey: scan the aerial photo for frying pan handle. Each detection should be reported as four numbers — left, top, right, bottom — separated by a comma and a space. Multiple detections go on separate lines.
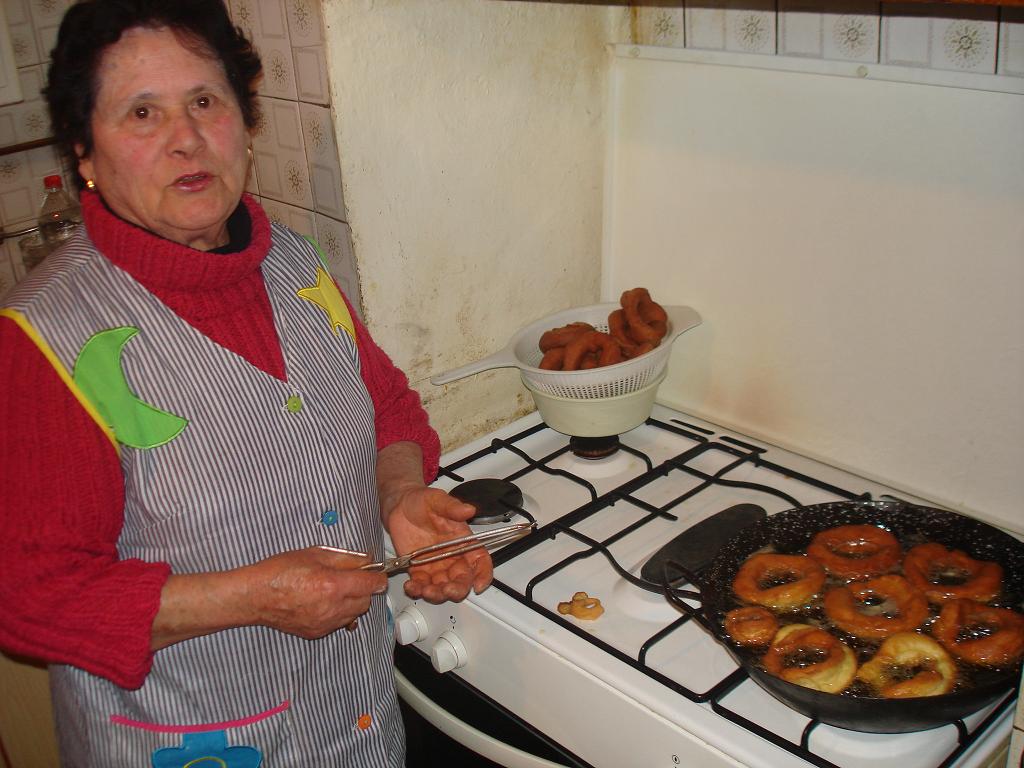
661, 559, 717, 634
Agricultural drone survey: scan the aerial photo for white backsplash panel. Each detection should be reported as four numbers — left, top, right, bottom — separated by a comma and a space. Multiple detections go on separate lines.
602, 47, 1024, 534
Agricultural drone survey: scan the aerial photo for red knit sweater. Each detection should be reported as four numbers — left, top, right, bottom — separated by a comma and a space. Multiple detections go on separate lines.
0, 192, 439, 688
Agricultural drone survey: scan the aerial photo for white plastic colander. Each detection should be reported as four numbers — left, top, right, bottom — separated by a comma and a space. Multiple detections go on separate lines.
430, 303, 701, 399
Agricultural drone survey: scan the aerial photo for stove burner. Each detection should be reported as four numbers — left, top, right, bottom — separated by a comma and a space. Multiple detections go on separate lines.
449, 478, 524, 525
569, 435, 620, 460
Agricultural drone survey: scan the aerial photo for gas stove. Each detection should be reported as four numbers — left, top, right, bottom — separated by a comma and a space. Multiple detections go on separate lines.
386, 403, 1016, 768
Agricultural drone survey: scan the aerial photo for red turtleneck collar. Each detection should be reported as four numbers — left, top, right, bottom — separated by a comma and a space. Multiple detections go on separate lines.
79, 190, 286, 379
80, 190, 272, 291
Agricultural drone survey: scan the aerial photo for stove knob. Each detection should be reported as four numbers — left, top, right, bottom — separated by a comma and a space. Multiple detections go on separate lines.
393, 605, 428, 646
430, 629, 468, 673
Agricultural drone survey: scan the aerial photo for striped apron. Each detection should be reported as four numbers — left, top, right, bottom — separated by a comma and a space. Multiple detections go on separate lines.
4, 223, 403, 767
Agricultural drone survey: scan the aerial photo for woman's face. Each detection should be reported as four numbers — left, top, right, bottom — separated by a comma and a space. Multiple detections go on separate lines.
77, 26, 251, 250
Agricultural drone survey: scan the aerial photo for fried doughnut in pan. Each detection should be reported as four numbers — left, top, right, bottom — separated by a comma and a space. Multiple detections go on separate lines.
807, 524, 901, 581
732, 553, 826, 610
903, 543, 1003, 604
932, 598, 1024, 667
762, 623, 857, 693
823, 575, 929, 640
725, 606, 779, 648
855, 632, 957, 698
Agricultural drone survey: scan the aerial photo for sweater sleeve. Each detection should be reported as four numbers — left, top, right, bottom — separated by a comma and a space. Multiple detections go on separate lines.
346, 297, 441, 482
0, 316, 170, 690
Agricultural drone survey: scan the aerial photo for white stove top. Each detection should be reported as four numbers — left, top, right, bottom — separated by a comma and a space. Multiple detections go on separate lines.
388, 403, 1015, 768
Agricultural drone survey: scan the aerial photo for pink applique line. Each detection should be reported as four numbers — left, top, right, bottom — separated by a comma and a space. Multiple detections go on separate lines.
110, 700, 290, 733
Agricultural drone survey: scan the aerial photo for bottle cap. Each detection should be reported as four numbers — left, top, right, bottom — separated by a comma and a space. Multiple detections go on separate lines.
43, 174, 63, 189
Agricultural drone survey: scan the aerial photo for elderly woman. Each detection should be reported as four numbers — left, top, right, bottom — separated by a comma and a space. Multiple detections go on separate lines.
0, 0, 490, 765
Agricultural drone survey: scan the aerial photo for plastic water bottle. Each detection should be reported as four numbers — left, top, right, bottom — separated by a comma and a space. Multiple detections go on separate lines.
37, 175, 82, 247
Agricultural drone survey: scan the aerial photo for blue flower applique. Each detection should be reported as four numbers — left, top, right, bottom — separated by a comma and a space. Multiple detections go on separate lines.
152, 731, 261, 768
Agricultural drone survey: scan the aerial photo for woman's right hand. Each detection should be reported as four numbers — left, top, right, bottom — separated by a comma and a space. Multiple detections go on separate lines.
151, 547, 388, 650
242, 547, 388, 639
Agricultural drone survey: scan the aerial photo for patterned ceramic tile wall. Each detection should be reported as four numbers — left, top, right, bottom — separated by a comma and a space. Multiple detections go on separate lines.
684, 0, 778, 55
0, 0, 359, 314
0, 0, 72, 296
228, 0, 360, 313
778, 1, 880, 62
882, 3, 998, 72
634, 1, 1024, 77
1000, 7, 1024, 76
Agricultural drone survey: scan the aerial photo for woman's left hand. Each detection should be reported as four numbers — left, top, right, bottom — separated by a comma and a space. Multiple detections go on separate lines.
386, 486, 493, 603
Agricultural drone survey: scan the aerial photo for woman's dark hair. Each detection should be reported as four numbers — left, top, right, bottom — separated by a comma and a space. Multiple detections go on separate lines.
45, 0, 262, 189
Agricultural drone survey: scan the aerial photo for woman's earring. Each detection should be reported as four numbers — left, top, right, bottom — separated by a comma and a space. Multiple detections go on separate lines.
246, 146, 253, 163
85, 179, 96, 190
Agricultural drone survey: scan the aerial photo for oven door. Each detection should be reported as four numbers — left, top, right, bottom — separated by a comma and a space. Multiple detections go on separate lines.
394, 644, 591, 768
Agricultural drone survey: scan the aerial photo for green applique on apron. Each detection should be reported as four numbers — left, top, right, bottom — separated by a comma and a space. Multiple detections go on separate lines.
73, 326, 188, 449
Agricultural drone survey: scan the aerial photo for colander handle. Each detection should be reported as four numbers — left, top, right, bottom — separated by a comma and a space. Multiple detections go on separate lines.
430, 344, 520, 385
663, 305, 702, 342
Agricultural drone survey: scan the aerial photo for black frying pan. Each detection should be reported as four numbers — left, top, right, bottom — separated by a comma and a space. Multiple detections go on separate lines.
662, 500, 1024, 733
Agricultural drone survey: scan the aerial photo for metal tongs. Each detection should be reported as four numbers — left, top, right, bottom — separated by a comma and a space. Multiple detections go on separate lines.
322, 522, 535, 575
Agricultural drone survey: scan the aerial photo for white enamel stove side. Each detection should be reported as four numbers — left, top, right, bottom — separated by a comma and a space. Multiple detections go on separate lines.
387, 582, 744, 768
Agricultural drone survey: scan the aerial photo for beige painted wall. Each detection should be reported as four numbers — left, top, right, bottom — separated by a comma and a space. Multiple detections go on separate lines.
321, 0, 629, 450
